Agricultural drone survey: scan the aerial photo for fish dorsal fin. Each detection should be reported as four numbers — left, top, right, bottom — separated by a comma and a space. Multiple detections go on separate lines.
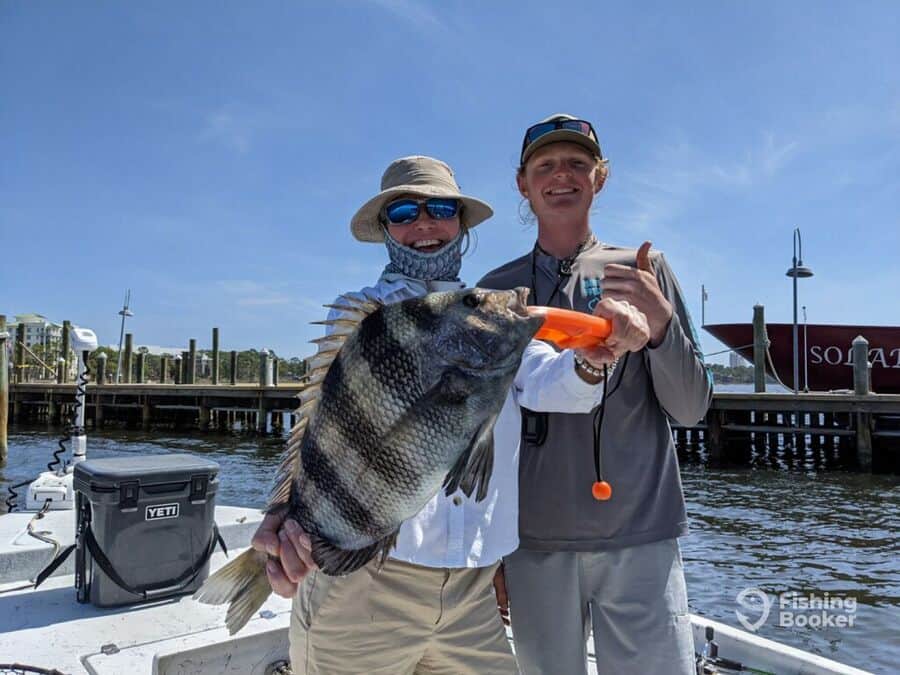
265, 293, 382, 511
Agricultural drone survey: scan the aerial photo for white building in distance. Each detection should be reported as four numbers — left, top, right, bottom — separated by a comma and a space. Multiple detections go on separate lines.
7, 314, 62, 349
729, 351, 748, 368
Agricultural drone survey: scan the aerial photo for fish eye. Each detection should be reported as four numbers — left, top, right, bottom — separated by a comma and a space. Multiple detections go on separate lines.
463, 293, 480, 308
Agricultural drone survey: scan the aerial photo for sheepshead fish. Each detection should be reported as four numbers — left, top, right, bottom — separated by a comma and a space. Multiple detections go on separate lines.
195, 287, 541, 633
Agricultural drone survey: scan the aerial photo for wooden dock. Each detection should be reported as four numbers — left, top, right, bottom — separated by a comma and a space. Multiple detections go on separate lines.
5, 383, 900, 473
0, 319, 312, 447
673, 391, 900, 473
6, 382, 304, 434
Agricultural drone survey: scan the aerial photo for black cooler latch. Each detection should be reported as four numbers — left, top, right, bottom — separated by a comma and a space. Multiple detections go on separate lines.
119, 481, 139, 511
190, 474, 209, 503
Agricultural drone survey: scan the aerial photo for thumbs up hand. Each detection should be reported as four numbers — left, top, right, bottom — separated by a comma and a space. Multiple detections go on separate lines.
601, 241, 673, 347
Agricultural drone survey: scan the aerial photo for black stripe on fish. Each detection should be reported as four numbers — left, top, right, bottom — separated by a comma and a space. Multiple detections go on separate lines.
354, 310, 421, 398
399, 298, 443, 334
320, 354, 423, 497
301, 430, 376, 535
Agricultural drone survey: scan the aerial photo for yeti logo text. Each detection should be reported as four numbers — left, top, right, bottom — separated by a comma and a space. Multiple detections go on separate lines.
146, 503, 180, 521
735, 587, 772, 632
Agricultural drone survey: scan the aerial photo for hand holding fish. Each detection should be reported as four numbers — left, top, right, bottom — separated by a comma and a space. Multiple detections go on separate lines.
250, 512, 316, 598
600, 241, 673, 347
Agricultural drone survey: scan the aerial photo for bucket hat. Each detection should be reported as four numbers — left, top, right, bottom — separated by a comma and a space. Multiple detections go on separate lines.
351, 156, 493, 242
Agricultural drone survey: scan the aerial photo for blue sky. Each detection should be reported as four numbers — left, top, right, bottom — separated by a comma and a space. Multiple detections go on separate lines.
2, 1, 898, 361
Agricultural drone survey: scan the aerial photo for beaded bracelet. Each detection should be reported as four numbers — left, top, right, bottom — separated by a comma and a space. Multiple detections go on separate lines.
574, 354, 618, 380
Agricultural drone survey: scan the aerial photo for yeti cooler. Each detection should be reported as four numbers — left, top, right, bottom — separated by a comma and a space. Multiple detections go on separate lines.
72, 454, 224, 607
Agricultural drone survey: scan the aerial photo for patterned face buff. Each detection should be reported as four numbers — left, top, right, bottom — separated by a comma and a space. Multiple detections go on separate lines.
383, 228, 464, 281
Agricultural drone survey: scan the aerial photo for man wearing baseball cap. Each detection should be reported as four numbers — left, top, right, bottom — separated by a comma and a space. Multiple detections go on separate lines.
480, 114, 712, 674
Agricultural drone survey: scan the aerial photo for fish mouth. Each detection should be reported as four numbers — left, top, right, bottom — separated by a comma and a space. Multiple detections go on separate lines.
508, 287, 531, 318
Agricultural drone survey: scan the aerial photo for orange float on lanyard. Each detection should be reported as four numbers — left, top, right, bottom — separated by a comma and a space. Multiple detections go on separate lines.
528, 306, 616, 502
591, 480, 612, 501
527, 306, 612, 349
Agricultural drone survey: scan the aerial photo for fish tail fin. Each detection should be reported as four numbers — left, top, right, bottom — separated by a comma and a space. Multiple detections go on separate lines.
193, 547, 272, 635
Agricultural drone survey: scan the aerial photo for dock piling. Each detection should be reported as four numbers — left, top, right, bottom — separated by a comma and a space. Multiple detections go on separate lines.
212, 328, 220, 385
123, 333, 133, 384
14, 324, 25, 384
96, 352, 107, 385
257, 392, 267, 433
852, 336, 873, 469
752, 305, 767, 393
706, 410, 724, 461
852, 336, 871, 396
259, 351, 273, 387
95, 352, 106, 428
48, 395, 58, 426
142, 398, 152, 431
61, 320, 71, 383
136, 352, 146, 384
199, 399, 211, 431
188, 339, 197, 385
856, 412, 873, 471
0, 315, 8, 464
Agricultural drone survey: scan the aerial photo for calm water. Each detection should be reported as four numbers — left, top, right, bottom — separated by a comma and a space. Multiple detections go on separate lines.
1, 423, 897, 673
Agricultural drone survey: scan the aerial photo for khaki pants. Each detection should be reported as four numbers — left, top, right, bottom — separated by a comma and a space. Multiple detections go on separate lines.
290, 558, 518, 675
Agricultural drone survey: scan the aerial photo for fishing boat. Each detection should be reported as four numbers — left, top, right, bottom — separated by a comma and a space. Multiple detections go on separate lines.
0, 511, 875, 674
703, 322, 900, 393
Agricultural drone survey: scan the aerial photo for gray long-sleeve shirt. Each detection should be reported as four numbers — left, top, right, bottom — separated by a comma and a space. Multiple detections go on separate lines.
478, 237, 713, 551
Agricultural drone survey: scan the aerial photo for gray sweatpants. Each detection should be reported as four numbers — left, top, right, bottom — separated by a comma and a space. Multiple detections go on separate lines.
504, 538, 694, 675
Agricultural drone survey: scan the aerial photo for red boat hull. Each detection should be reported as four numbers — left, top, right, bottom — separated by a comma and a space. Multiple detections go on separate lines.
704, 323, 900, 393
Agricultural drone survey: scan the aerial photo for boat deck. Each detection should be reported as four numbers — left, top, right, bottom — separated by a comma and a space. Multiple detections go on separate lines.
0, 506, 872, 674
1, 546, 294, 674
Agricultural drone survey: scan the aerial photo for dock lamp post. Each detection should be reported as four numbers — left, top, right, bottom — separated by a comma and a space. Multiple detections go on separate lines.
785, 228, 813, 394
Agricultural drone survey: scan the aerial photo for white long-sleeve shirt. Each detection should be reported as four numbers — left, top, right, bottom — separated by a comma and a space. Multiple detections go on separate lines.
323, 272, 606, 568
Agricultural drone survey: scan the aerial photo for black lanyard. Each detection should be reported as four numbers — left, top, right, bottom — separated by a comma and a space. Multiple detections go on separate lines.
529, 236, 593, 307
527, 234, 629, 502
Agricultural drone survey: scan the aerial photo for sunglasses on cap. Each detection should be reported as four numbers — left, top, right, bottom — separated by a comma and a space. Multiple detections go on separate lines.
382, 197, 460, 225
521, 119, 599, 158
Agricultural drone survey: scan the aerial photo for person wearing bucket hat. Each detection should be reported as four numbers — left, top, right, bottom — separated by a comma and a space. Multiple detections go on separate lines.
249, 154, 650, 674
350, 155, 493, 243
479, 115, 712, 674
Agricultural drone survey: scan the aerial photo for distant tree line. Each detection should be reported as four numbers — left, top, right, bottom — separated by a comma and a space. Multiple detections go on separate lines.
10, 337, 309, 385
707, 363, 754, 384
86, 347, 309, 384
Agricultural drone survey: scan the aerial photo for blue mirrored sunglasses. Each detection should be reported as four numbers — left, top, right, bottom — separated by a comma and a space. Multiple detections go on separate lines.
383, 197, 460, 225
521, 119, 598, 158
